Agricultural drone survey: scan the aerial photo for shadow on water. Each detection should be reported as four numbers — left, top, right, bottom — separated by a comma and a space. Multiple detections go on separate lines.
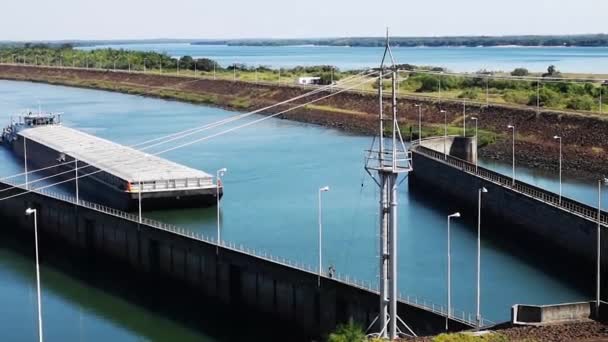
0, 226, 306, 342
407, 180, 594, 297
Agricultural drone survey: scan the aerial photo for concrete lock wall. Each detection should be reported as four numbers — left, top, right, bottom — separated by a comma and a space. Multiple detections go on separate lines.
420, 136, 477, 163
0, 181, 472, 338
512, 302, 592, 324
410, 151, 608, 288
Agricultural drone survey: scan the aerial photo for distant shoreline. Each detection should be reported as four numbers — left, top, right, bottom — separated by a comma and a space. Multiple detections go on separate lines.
3, 33, 608, 48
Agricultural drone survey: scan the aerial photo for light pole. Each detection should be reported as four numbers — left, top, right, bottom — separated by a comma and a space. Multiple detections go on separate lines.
463, 100, 467, 137
596, 178, 608, 317
75, 158, 79, 203
476, 188, 488, 328
441, 110, 447, 159
25, 208, 44, 342
318, 186, 330, 287
24, 137, 29, 189
415, 104, 422, 145
446, 212, 461, 331
507, 125, 515, 185
138, 177, 142, 224
554, 135, 562, 204
472, 117, 479, 172
216, 168, 227, 252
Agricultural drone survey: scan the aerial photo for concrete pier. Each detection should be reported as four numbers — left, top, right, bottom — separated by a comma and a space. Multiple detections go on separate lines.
0, 179, 478, 338
410, 144, 608, 300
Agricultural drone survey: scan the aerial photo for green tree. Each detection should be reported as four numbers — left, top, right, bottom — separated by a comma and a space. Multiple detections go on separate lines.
194, 58, 220, 72
511, 68, 529, 76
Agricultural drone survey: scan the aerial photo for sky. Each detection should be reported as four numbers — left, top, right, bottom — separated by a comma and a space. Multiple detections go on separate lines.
1, 0, 607, 41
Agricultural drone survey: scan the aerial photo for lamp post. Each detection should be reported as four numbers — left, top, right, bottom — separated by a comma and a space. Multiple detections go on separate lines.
477, 187, 488, 328
75, 158, 79, 203
138, 177, 142, 224
507, 125, 515, 185
216, 168, 227, 252
318, 186, 330, 287
25, 208, 44, 342
446, 212, 461, 331
415, 104, 422, 145
554, 135, 562, 204
24, 137, 29, 189
441, 110, 447, 159
463, 100, 466, 137
596, 178, 608, 317
472, 117, 479, 172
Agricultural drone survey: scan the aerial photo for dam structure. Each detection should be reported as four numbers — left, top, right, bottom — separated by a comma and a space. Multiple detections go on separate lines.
0, 177, 481, 338
1, 113, 220, 211
410, 136, 608, 312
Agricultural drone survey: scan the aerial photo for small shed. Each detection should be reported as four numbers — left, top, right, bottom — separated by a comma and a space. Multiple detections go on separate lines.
297, 77, 322, 85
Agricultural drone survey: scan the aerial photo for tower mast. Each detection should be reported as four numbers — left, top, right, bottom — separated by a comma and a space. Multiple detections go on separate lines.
365, 30, 415, 340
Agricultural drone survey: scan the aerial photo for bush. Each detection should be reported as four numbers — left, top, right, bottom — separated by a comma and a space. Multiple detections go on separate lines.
528, 88, 562, 107
511, 68, 529, 76
458, 89, 480, 100
503, 90, 533, 105
566, 95, 595, 110
327, 322, 366, 342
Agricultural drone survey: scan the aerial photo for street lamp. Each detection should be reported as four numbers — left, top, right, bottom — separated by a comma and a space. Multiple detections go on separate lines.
463, 100, 467, 137
471, 117, 479, 172
596, 177, 608, 317
446, 212, 461, 331
476, 187, 488, 328
554, 135, 562, 204
507, 125, 515, 185
318, 185, 330, 287
25, 208, 44, 342
441, 110, 447, 159
415, 104, 422, 145
216, 168, 227, 252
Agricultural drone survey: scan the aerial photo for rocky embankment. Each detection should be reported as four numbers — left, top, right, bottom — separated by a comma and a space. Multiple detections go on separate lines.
0, 65, 607, 179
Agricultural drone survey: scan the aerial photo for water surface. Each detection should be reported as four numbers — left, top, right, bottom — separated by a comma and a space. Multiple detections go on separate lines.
77, 44, 608, 73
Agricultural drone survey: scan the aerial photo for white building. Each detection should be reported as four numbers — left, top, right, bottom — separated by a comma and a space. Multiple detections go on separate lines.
297, 77, 322, 85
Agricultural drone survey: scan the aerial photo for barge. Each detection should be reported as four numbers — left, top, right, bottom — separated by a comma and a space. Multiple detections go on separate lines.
1, 113, 222, 211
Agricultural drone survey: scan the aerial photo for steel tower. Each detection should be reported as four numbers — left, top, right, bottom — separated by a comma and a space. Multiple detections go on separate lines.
364, 32, 415, 340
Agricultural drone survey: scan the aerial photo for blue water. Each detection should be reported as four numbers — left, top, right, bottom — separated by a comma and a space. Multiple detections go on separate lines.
0, 80, 598, 340
77, 43, 608, 73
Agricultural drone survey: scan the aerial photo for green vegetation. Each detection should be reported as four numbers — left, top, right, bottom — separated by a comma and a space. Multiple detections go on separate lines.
327, 322, 366, 342
0, 45, 350, 85
399, 66, 607, 113
433, 332, 509, 342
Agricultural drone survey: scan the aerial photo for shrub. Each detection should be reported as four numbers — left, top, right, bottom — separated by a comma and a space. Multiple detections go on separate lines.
528, 88, 562, 107
566, 95, 595, 110
327, 322, 366, 342
458, 89, 480, 100
503, 90, 533, 105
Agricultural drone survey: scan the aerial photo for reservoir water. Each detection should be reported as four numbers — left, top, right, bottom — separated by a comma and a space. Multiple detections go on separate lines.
0, 80, 600, 341
78, 43, 608, 73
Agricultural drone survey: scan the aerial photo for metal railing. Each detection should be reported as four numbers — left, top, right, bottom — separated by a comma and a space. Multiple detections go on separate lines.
412, 143, 608, 226
0, 177, 485, 328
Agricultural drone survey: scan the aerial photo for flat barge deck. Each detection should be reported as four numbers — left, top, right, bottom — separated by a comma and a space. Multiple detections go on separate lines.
2, 114, 221, 211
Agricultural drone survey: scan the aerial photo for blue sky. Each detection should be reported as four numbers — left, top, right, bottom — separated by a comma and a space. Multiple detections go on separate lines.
1, 0, 607, 40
